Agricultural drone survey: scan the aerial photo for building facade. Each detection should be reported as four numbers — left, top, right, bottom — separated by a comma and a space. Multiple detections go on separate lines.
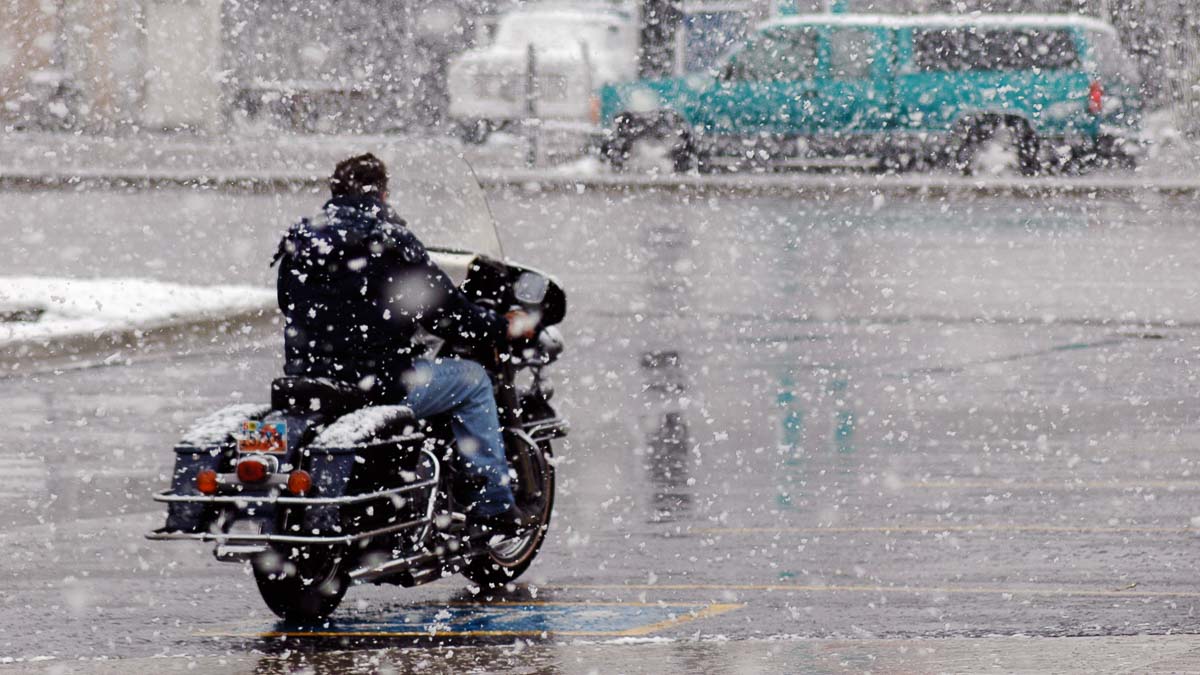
1, 0, 1190, 133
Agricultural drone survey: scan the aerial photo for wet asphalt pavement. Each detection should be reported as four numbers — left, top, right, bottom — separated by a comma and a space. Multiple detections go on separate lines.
4, 186, 1200, 670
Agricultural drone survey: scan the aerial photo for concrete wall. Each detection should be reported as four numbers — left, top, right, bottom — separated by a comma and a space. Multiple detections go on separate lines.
0, 0, 62, 128
0, 0, 148, 131
142, 0, 222, 130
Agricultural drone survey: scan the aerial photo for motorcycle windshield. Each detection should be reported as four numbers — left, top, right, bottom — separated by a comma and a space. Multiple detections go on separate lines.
372, 141, 504, 260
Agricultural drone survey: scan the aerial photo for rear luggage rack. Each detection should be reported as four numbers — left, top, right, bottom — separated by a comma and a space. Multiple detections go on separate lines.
146, 449, 440, 546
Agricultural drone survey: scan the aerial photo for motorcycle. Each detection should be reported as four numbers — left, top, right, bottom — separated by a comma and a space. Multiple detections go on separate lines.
146, 145, 568, 622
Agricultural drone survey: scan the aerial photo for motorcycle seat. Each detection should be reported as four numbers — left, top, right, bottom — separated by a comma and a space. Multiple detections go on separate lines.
271, 376, 368, 417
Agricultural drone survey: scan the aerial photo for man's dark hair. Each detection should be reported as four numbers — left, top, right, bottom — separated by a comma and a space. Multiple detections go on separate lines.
331, 153, 388, 198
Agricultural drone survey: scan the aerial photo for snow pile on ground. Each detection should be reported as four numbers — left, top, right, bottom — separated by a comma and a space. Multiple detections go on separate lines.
0, 276, 274, 346
1143, 108, 1200, 171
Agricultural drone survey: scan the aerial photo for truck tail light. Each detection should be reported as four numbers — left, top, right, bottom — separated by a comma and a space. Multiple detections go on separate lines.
1088, 80, 1104, 115
589, 95, 601, 125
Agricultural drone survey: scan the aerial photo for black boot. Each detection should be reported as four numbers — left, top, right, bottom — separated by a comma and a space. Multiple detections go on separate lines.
472, 503, 537, 536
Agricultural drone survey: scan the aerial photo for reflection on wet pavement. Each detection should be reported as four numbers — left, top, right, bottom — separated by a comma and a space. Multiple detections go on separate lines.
639, 350, 692, 523
204, 599, 739, 640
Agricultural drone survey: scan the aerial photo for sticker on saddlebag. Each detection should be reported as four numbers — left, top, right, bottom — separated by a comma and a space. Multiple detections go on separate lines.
238, 420, 287, 454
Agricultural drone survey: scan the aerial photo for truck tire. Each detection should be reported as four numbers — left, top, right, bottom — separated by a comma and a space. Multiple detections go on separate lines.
955, 117, 1041, 177
878, 148, 917, 174
603, 113, 694, 174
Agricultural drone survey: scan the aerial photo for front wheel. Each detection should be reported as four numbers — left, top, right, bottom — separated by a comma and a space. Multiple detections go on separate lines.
462, 439, 555, 588
252, 545, 349, 622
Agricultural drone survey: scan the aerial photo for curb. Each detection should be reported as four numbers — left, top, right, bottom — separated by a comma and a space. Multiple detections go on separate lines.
478, 168, 1200, 199
0, 306, 279, 374
2, 167, 1200, 198
0, 169, 327, 194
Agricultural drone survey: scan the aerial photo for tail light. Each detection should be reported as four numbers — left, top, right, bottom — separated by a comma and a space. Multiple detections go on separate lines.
589, 94, 601, 125
287, 470, 312, 496
1088, 80, 1104, 115
236, 457, 269, 483
196, 469, 219, 495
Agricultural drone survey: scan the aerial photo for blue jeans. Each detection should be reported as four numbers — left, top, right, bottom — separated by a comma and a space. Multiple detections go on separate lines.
401, 358, 516, 517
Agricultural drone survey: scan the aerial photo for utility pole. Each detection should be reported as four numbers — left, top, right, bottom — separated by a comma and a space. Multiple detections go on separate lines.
638, 0, 682, 79
525, 43, 538, 168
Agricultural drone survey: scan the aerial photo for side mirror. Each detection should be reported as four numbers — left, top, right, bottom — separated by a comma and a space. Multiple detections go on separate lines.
514, 271, 550, 305
717, 62, 736, 82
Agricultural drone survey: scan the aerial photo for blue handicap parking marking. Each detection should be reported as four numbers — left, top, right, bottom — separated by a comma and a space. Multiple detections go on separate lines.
255, 601, 741, 638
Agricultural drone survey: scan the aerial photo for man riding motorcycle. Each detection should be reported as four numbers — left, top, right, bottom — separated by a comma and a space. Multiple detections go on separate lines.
273, 153, 535, 534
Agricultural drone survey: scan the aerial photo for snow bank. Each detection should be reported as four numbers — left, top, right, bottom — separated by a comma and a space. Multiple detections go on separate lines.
1143, 108, 1197, 163
0, 276, 274, 346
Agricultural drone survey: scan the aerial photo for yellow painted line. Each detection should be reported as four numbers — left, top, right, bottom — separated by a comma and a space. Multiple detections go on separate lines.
436, 600, 699, 607
696, 525, 1192, 535
198, 600, 743, 639
554, 583, 1200, 599
614, 602, 742, 637
904, 480, 1200, 490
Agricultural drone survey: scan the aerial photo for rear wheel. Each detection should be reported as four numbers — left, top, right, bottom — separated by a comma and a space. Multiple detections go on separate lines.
955, 118, 1041, 177
604, 113, 694, 174
462, 439, 555, 588
878, 148, 917, 174
252, 545, 349, 623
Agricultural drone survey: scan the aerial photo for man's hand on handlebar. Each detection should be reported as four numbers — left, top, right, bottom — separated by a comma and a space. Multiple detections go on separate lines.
506, 310, 538, 341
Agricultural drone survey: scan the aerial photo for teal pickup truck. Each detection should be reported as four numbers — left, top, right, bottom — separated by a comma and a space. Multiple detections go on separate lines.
597, 14, 1143, 174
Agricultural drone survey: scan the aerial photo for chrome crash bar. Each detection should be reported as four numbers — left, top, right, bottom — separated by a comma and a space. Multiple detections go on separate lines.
145, 515, 432, 546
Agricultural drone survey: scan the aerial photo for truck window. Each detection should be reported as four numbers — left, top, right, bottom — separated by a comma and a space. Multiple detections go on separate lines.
733, 28, 818, 81
913, 28, 1079, 72
829, 28, 877, 80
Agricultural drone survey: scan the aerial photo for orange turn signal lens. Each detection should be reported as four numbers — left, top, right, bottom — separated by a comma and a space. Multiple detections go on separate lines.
287, 470, 312, 496
196, 469, 219, 495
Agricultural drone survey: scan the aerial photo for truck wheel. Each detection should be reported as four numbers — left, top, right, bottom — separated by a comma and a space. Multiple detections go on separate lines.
670, 143, 696, 174
602, 132, 631, 172
617, 134, 687, 174
463, 440, 554, 588
955, 118, 1041, 177
878, 149, 916, 174
1097, 135, 1139, 171
253, 545, 349, 623
604, 114, 693, 175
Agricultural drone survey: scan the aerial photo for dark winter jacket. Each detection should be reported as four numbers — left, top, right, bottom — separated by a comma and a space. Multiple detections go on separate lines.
274, 194, 507, 399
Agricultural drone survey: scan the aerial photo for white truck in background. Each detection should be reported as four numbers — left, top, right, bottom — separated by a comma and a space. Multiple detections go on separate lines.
447, 4, 638, 144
